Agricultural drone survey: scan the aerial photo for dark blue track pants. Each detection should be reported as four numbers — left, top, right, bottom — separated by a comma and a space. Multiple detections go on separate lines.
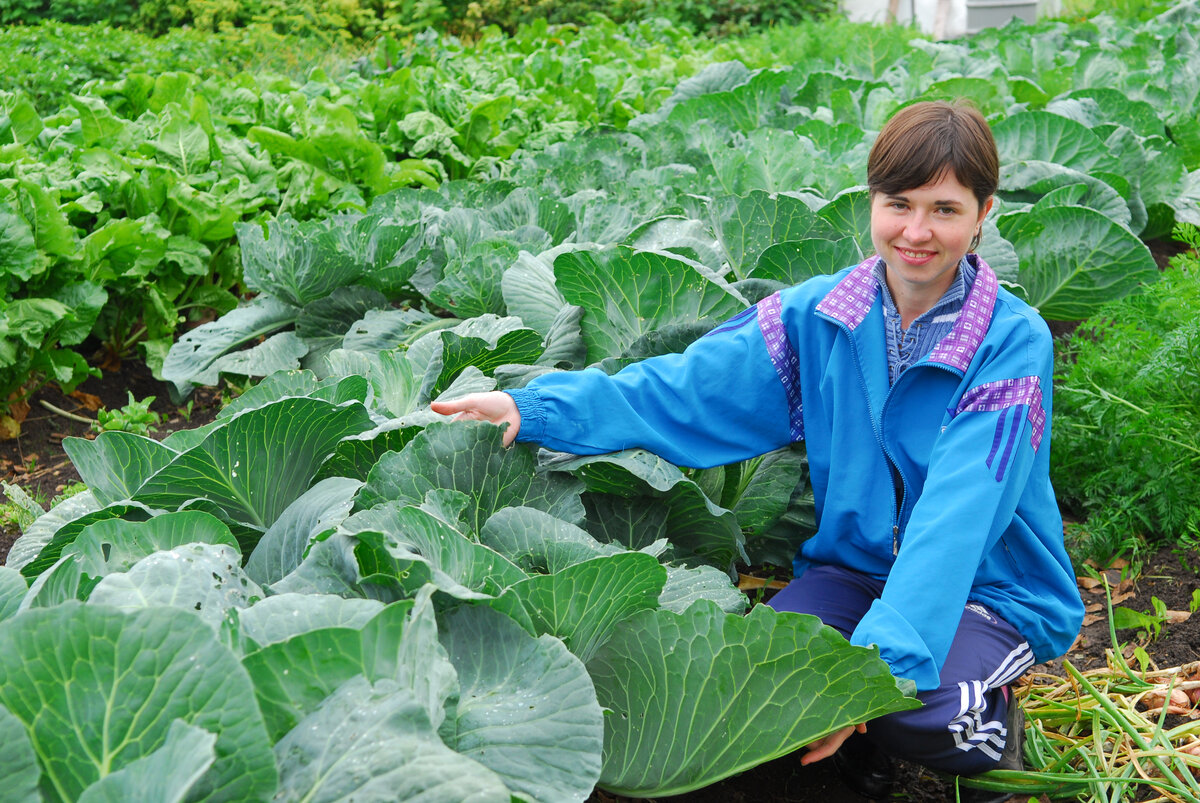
769, 564, 1033, 775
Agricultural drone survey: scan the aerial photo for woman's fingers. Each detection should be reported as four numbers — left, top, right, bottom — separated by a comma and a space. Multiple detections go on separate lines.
798, 723, 864, 766
430, 393, 521, 445
429, 398, 469, 416
430, 394, 492, 419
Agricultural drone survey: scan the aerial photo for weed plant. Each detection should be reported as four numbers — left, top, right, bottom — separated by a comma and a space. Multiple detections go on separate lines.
0, 479, 87, 532
960, 579, 1200, 801
92, 392, 162, 437
1052, 224, 1200, 566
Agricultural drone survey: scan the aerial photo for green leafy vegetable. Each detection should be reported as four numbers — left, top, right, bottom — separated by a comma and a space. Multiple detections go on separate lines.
589, 602, 920, 797
0, 603, 276, 803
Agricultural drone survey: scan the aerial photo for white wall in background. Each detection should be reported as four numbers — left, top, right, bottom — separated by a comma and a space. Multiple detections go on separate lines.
840, 0, 1062, 39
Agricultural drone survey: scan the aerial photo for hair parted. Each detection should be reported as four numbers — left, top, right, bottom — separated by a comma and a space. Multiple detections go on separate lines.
867, 100, 999, 209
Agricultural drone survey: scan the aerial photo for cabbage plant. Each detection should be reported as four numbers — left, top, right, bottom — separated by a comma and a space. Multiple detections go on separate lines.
1, 375, 918, 801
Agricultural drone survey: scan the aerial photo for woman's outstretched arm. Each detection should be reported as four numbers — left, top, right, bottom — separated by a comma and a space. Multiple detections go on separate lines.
430, 293, 799, 468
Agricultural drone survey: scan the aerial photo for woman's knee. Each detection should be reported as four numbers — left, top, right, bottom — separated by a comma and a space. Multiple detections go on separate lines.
864, 686, 1009, 775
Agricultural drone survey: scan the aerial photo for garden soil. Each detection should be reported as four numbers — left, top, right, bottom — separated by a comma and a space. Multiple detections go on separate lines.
2, 360, 1198, 803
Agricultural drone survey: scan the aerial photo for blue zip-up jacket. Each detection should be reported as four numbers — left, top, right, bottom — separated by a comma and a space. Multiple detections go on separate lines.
508, 255, 1084, 691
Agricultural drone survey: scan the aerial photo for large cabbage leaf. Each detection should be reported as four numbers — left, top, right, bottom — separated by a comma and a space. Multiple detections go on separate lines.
0, 704, 39, 803
589, 602, 920, 797
709, 191, 819, 280
243, 594, 454, 741
548, 449, 747, 569
87, 543, 263, 631
992, 111, 1117, 174
244, 477, 363, 587
238, 593, 384, 647
439, 604, 604, 803
64, 511, 239, 580
0, 603, 276, 802
489, 551, 666, 663
272, 677, 512, 803
346, 502, 527, 600
62, 431, 176, 506
5, 490, 101, 573
162, 296, 300, 399
77, 721, 217, 803
134, 397, 374, 532
552, 246, 744, 364
0, 567, 26, 623
356, 421, 585, 533
998, 205, 1159, 320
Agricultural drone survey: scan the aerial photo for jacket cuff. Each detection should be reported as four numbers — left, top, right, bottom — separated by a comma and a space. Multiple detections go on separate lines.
850, 599, 940, 692
504, 388, 546, 444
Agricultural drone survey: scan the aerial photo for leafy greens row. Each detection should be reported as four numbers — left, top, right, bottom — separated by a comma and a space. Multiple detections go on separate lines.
3, 8, 1199, 431
0, 16, 717, 429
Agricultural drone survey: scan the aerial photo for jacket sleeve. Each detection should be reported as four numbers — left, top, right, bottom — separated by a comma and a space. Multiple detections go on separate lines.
504, 298, 798, 468
850, 319, 1057, 691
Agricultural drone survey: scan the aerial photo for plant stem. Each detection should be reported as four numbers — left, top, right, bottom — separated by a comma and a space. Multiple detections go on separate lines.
38, 400, 94, 425
1137, 432, 1200, 460
402, 316, 463, 344
1087, 379, 1151, 416
124, 325, 148, 348
1064, 663, 1199, 798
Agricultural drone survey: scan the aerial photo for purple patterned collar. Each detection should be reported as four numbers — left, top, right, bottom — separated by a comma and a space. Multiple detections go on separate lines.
815, 254, 999, 373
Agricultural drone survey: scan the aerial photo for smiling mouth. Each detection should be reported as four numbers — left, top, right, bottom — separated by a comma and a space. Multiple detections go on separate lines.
896, 247, 936, 260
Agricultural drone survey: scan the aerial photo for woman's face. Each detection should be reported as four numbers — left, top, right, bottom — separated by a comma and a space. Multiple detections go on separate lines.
870, 170, 993, 310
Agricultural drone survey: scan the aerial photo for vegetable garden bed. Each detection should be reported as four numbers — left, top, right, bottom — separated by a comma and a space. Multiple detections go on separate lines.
2, 4, 1200, 800
1, 360, 1198, 802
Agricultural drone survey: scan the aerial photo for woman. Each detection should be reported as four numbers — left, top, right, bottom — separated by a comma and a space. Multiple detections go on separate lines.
432, 100, 1084, 798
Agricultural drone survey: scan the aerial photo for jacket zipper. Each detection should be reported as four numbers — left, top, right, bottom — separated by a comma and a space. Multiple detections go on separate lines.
825, 314, 909, 556
881, 360, 970, 554
824, 311, 970, 557
880, 379, 906, 556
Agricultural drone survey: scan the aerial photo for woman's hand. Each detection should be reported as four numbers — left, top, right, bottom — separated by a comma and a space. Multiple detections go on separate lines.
799, 723, 867, 765
430, 392, 522, 446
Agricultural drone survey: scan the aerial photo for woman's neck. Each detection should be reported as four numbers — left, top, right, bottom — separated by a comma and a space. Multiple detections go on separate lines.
873, 255, 972, 330
885, 276, 950, 329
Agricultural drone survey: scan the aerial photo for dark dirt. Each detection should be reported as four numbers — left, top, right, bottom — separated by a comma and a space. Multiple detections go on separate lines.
2, 359, 1198, 803
0, 358, 224, 558
1070, 549, 1200, 673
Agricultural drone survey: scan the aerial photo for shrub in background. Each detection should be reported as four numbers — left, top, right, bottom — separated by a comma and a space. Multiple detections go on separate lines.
1, 0, 381, 40
0, 0, 141, 25
446, 0, 836, 37
367, 0, 448, 36
134, 0, 376, 39
1, 0, 834, 40
1054, 0, 1173, 23
0, 0, 44, 25
45, 0, 137, 25
637, 0, 837, 36
1052, 224, 1200, 565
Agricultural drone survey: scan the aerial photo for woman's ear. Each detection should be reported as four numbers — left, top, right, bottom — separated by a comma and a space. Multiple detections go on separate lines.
970, 197, 993, 253
978, 196, 994, 223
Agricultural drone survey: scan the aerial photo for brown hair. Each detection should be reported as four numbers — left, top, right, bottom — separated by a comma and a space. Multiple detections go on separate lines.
867, 100, 999, 209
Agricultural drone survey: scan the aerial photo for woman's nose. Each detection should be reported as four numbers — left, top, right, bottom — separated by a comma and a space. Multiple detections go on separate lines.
904, 213, 932, 242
